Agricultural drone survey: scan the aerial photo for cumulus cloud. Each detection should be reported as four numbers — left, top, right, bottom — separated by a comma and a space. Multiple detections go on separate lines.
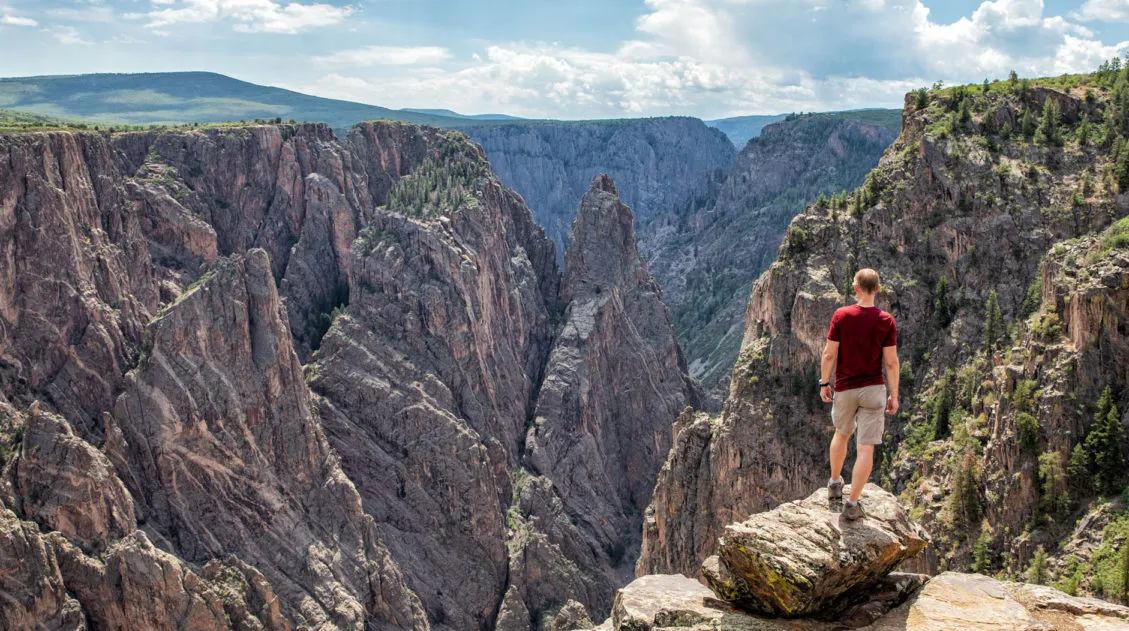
51, 25, 92, 45
128, 0, 352, 34
1074, 0, 1129, 22
1, 13, 38, 26
314, 45, 452, 66
305, 0, 1129, 118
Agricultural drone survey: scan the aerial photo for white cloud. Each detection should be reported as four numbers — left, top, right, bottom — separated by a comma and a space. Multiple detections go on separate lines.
300, 0, 1129, 118
51, 25, 92, 45
314, 45, 452, 66
1074, 0, 1129, 22
1, 14, 38, 26
47, 5, 118, 23
128, 0, 352, 34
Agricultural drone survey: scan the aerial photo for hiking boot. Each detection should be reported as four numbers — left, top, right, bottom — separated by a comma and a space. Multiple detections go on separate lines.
843, 500, 865, 521
827, 478, 844, 500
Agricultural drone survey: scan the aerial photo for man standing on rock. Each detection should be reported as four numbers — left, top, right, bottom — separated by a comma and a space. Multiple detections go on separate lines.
819, 268, 899, 520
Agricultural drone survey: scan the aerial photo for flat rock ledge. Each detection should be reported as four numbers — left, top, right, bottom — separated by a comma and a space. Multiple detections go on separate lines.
589, 572, 1129, 631
703, 484, 929, 617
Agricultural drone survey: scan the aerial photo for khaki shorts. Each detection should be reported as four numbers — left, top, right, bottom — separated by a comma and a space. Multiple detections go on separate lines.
832, 384, 887, 445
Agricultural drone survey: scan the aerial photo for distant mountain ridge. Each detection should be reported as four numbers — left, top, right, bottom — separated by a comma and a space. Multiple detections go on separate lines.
0, 71, 477, 129
403, 108, 524, 121
707, 108, 902, 147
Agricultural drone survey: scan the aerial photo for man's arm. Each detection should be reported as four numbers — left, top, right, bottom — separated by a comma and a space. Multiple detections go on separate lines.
883, 345, 900, 414
820, 340, 838, 403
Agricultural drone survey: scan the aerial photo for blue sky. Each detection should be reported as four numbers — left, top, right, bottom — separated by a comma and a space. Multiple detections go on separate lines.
2, 0, 1129, 119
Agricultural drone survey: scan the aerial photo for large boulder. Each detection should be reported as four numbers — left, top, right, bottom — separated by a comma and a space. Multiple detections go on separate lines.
702, 484, 929, 616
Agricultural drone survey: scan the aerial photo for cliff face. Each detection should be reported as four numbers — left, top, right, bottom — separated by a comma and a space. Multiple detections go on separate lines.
0, 122, 441, 630
639, 74, 1129, 600
501, 175, 699, 627
639, 115, 896, 396
310, 168, 697, 630
0, 121, 697, 630
462, 118, 736, 256
306, 133, 559, 631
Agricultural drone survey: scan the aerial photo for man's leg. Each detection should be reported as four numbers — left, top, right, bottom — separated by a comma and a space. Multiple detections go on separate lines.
848, 444, 874, 503
829, 431, 850, 481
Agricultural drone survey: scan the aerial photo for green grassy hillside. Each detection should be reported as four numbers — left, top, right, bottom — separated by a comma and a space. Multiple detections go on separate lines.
0, 72, 468, 129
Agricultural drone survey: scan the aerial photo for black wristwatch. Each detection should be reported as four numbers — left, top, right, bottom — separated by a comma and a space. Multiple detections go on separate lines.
819, 382, 831, 388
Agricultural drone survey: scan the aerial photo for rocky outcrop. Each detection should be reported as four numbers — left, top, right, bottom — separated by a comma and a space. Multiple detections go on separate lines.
104, 249, 426, 630
13, 403, 135, 553
529, 174, 698, 530
461, 118, 735, 256
0, 399, 290, 631
308, 135, 558, 630
639, 76, 1129, 597
49, 531, 234, 631
0, 504, 87, 631
639, 114, 896, 395
518, 175, 700, 616
700, 485, 929, 616
311, 171, 698, 629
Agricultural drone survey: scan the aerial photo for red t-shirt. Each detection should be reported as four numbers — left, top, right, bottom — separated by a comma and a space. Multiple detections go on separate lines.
827, 305, 897, 392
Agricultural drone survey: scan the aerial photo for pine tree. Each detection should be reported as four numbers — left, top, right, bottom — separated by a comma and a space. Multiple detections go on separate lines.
972, 522, 994, 573
1021, 108, 1037, 138
1027, 546, 1048, 585
934, 275, 953, 328
931, 370, 957, 438
915, 88, 928, 110
948, 449, 981, 528
984, 112, 998, 136
1069, 442, 1092, 494
1084, 387, 1125, 494
1038, 450, 1070, 520
1116, 142, 1129, 193
982, 78, 991, 94
1102, 107, 1118, 147
959, 97, 972, 125
1036, 99, 1063, 147
1078, 116, 1092, 147
983, 289, 1003, 352
1121, 543, 1129, 600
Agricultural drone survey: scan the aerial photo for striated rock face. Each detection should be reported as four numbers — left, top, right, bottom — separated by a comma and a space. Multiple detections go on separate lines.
462, 118, 736, 256
105, 249, 427, 630
0, 504, 87, 631
13, 404, 136, 553
639, 115, 896, 395
308, 135, 558, 630
530, 174, 698, 522
700, 485, 929, 617
639, 78, 1129, 588
522, 175, 701, 615
312, 170, 698, 629
49, 531, 234, 631
0, 401, 290, 631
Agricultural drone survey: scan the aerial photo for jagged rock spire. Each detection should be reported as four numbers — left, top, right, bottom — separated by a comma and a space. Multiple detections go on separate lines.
562, 174, 647, 302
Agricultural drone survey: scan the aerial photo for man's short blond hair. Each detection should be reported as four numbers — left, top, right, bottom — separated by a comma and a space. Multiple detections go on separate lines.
854, 268, 881, 294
